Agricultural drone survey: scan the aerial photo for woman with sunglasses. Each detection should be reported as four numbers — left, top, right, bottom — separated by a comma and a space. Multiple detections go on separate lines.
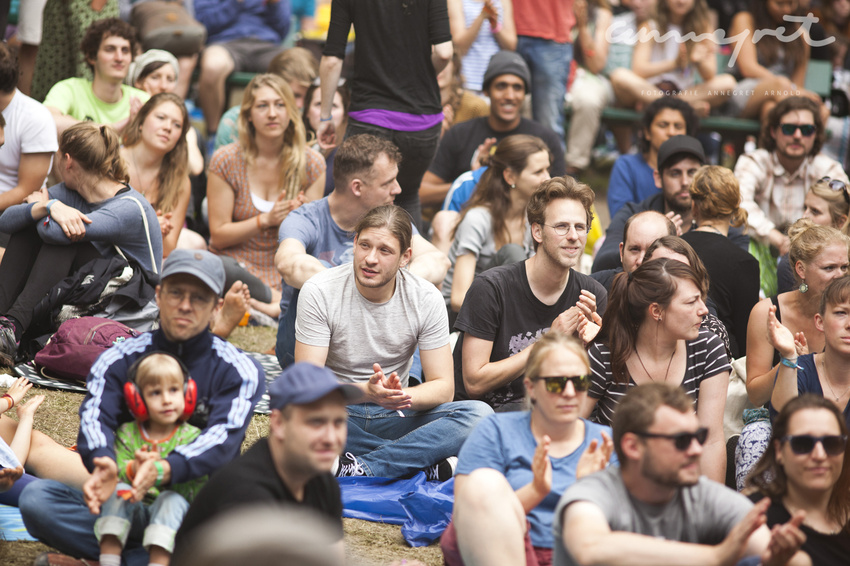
777, 177, 850, 294
747, 220, 850, 407
441, 330, 613, 566
746, 394, 850, 564
768, 275, 850, 426
582, 257, 730, 482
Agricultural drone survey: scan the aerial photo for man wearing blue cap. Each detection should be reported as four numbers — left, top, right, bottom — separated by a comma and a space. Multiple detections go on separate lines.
21, 249, 266, 566
172, 362, 359, 562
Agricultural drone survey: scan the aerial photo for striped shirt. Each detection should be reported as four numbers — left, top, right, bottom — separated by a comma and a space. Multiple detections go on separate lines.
587, 329, 730, 426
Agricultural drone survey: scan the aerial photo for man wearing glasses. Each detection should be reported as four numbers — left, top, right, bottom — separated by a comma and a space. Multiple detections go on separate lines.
454, 177, 607, 411
554, 383, 810, 566
20, 250, 265, 566
735, 96, 848, 256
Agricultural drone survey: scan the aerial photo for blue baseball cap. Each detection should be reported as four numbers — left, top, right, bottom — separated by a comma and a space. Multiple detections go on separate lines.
161, 250, 226, 296
269, 363, 362, 409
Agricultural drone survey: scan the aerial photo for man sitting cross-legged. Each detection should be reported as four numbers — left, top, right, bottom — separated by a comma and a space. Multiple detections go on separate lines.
295, 204, 492, 479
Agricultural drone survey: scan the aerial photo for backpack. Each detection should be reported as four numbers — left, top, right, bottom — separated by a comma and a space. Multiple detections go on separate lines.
34, 317, 139, 383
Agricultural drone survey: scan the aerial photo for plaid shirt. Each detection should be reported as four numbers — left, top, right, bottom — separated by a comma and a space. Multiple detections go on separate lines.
734, 149, 848, 238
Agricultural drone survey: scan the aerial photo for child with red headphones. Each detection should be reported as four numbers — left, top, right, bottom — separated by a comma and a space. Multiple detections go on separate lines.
87, 352, 206, 566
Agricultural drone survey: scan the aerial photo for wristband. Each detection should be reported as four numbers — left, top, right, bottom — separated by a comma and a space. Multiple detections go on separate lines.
125, 461, 136, 482
154, 460, 165, 487
780, 356, 802, 370
1, 393, 13, 411
319, 115, 333, 122
491, 20, 502, 34
45, 199, 58, 213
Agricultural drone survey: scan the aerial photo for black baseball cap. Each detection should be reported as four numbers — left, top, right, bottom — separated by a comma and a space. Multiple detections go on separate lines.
657, 135, 706, 172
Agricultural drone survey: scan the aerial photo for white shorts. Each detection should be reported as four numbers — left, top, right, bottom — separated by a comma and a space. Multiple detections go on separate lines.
17, 0, 50, 45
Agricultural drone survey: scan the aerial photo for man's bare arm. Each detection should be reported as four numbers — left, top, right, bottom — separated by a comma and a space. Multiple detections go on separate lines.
461, 334, 530, 399
0, 153, 54, 211
275, 238, 327, 289
409, 234, 450, 286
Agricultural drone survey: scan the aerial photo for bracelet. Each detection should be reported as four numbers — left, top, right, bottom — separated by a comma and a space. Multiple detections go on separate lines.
319, 115, 333, 122
256, 214, 264, 230
491, 20, 502, 34
45, 199, 58, 213
1, 393, 13, 411
154, 460, 165, 487
780, 356, 802, 370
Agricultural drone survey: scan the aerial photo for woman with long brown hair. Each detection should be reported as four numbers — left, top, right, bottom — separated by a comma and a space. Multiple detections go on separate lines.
207, 73, 325, 318
443, 135, 550, 313
747, 395, 850, 564
582, 257, 730, 482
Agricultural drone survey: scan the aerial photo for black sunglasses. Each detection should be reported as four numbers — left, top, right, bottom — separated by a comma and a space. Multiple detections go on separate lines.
635, 427, 709, 451
779, 123, 816, 136
819, 177, 850, 204
782, 434, 848, 456
532, 375, 591, 394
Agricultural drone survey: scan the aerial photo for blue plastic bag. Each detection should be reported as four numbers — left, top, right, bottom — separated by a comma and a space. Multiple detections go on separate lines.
339, 473, 455, 547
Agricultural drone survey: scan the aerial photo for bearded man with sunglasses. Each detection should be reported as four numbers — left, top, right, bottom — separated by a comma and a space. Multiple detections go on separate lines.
554, 383, 811, 566
735, 96, 848, 257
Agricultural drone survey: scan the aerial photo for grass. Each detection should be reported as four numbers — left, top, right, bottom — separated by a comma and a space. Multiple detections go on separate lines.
0, 325, 444, 566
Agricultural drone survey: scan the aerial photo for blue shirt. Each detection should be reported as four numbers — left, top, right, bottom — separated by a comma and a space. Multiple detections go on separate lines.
446, 167, 487, 212
769, 353, 850, 427
606, 154, 657, 218
195, 0, 291, 45
456, 412, 615, 549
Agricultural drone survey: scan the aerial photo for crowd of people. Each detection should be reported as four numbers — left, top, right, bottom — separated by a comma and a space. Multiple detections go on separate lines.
0, 0, 849, 565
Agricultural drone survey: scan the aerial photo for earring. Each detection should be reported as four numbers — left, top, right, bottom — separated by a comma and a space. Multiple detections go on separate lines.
510, 184, 516, 189
799, 281, 808, 293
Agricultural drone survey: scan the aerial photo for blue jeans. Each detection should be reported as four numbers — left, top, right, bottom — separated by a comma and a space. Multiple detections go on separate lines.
95, 483, 189, 554
516, 36, 572, 147
276, 300, 298, 369
345, 400, 493, 477
20, 480, 149, 566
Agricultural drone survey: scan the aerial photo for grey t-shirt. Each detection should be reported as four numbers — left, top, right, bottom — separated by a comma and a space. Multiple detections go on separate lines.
295, 263, 449, 386
442, 206, 533, 304
552, 466, 752, 566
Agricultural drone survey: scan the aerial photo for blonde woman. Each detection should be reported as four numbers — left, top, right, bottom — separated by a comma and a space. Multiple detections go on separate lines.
207, 74, 326, 318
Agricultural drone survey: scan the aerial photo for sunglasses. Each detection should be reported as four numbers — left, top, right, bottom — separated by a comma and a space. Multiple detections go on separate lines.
532, 375, 591, 394
819, 176, 850, 204
635, 427, 709, 451
779, 123, 816, 136
781, 434, 848, 456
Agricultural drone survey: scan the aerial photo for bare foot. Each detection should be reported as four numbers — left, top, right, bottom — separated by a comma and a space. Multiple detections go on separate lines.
211, 281, 250, 339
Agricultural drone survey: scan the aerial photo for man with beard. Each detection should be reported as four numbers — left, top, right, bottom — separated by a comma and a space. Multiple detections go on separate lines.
590, 211, 677, 292
553, 384, 810, 566
294, 204, 491, 479
453, 176, 607, 411
736, 96, 848, 256
593, 135, 715, 272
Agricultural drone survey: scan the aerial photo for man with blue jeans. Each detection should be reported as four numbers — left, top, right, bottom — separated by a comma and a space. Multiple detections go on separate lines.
20, 250, 265, 566
514, 0, 574, 145
294, 204, 492, 479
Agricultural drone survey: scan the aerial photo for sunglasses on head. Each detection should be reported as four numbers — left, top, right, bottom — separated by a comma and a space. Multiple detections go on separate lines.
779, 123, 816, 136
781, 434, 848, 456
635, 427, 709, 451
531, 375, 591, 394
819, 176, 850, 203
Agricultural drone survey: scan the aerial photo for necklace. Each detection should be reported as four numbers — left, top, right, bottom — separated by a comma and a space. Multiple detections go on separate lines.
819, 355, 850, 402
130, 147, 157, 198
697, 223, 724, 235
635, 345, 676, 383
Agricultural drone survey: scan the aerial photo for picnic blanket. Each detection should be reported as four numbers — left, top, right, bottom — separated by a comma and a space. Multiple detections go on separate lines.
12, 351, 282, 415
0, 504, 36, 541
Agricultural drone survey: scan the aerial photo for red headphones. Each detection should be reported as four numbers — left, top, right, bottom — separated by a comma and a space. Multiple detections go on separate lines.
124, 351, 197, 422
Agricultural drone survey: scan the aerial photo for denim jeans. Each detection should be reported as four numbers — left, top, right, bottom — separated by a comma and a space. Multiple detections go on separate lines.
276, 300, 298, 369
344, 119, 441, 232
516, 36, 572, 148
95, 483, 189, 554
345, 400, 493, 477
20, 480, 150, 566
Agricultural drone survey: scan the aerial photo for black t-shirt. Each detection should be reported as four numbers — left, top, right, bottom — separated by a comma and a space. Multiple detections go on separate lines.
749, 493, 850, 566
428, 117, 567, 184
172, 438, 343, 561
323, 0, 450, 116
681, 230, 760, 358
454, 261, 607, 408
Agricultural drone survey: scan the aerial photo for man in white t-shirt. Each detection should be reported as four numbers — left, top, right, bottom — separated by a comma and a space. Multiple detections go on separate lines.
0, 42, 57, 253
294, 204, 492, 480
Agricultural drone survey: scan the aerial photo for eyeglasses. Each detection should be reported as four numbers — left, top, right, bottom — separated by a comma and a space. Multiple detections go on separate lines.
779, 123, 816, 137
543, 223, 588, 236
819, 177, 850, 204
635, 427, 709, 451
781, 434, 848, 456
531, 375, 591, 394
163, 288, 215, 309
